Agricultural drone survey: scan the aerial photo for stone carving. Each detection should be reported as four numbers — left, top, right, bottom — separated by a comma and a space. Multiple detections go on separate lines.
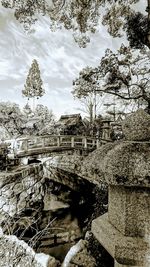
92, 109, 150, 267
122, 109, 150, 141
103, 142, 150, 186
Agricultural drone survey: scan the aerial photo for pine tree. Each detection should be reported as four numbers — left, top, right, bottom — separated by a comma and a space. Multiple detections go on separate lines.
22, 59, 45, 110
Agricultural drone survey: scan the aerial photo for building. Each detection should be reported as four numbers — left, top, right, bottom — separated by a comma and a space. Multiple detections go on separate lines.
57, 114, 84, 135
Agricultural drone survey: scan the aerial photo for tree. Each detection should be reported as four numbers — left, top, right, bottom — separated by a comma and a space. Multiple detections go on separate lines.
23, 103, 32, 117
76, 93, 101, 124
22, 104, 55, 135
1, 0, 150, 48
34, 104, 55, 134
22, 59, 45, 110
0, 102, 26, 138
72, 44, 150, 113
35, 104, 54, 122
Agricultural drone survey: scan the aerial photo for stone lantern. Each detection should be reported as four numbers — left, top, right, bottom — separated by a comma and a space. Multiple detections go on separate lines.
101, 119, 112, 141
92, 109, 150, 267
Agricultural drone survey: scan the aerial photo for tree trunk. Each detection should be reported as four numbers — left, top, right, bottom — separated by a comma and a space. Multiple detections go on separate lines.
144, 100, 150, 114
33, 97, 35, 112
94, 91, 97, 120
146, 101, 150, 114
89, 102, 93, 124
147, 0, 150, 47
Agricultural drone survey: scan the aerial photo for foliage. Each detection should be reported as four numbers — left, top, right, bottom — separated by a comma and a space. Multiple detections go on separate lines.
72, 66, 100, 99
125, 12, 149, 49
22, 103, 55, 135
22, 59, 45, 101
1, 0, 150, 48
0, 102, 26, 138
72, 45, 150, 112
0, 143, 9, 170
0, 102, 55, 138
35, 104, 54, 121
23, 103, 32, 116
33, 104, 55, 134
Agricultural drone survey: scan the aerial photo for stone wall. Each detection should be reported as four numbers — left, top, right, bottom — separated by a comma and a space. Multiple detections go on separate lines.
0, 164, 44, 224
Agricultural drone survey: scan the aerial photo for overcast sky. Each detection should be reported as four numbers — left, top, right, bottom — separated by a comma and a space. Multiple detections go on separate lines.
0, 1, 145, 118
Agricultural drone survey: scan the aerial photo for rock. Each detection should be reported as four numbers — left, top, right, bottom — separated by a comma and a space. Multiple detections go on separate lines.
80, 143, 116, 184
0, 228, 42, 267
0, 228, 60, 267
69, 251, 96, 267
47, 256, 60, 267
68, 240, 96, 267
122, 109, 150, 141
43, 193, 69, 211
35, 253, 60, 267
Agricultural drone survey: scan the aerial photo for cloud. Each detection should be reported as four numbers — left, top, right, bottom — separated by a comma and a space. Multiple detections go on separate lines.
1, 3, 145, 118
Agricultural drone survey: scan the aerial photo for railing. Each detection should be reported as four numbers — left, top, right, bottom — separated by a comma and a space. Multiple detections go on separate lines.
4, 135, 100, 156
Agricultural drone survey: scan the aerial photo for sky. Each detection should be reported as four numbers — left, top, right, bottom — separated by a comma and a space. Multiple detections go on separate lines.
0, 1, 145, 119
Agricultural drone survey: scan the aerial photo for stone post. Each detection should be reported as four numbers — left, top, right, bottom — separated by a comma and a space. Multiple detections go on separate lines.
57, 136, 61, 147
84, 138, 87, 149
96, 138, 100, 149
92, 139, 96, 147
102, 119, 112, 140
71, 136, 75, 148
92, 109, 150, 267
42, 136, 45, 147
22, 139, 28, 151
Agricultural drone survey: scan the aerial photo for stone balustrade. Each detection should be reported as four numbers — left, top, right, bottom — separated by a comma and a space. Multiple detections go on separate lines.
92, 109, 150, 267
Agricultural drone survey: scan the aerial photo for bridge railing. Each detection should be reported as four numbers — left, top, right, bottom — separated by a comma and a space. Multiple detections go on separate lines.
4, 135, 100, 155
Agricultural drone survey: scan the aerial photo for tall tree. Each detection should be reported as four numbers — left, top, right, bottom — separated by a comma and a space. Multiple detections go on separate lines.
72, 45, 150, 113
1, 0, 150, 48
22, 59, 45, 110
